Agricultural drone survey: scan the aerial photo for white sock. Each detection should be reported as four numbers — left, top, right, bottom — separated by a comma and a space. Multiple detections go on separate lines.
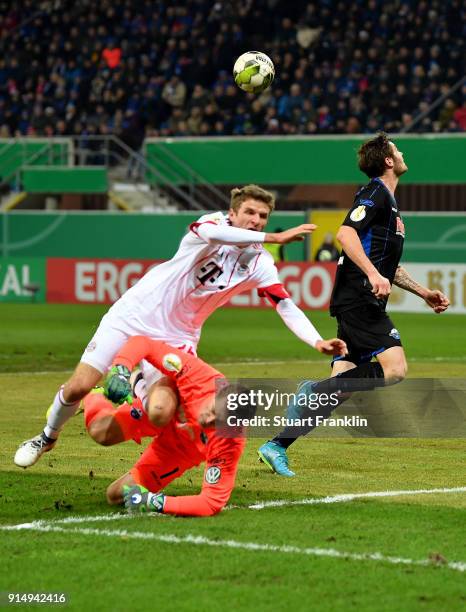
43, 386, 80, 440
134, 377, 148, 412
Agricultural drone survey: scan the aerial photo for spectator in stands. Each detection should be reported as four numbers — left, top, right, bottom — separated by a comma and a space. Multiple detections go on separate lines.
0, 0, 463, 139
102, 41, 122, 70
315, 233, 340, 263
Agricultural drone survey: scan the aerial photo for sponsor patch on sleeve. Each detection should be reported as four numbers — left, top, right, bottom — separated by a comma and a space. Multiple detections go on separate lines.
205, 466, 221, 484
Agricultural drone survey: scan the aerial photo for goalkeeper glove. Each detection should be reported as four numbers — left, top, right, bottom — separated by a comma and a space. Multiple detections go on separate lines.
123, 485, 165, 514
104, 364, 132, 404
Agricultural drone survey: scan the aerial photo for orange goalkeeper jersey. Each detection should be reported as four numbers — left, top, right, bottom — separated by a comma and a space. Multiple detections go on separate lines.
113, 336, 246, 516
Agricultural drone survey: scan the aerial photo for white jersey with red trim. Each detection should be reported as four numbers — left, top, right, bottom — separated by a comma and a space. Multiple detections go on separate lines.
112, 212, 280, 347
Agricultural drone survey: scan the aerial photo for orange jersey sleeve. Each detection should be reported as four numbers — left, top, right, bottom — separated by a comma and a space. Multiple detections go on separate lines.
163, 433, 246, 517
112, 336, 188, 375
112, 336, 220, 383
112, 336, 223, 422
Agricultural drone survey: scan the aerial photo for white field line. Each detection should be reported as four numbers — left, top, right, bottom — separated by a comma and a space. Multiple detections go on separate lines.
248, 486, 466, 510
1, 354, 466, 377
4, 487, 465, 530
0, 522, 465, 573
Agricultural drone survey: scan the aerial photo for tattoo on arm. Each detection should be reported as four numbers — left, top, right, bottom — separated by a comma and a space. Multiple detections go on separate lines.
393, 266, 427, 298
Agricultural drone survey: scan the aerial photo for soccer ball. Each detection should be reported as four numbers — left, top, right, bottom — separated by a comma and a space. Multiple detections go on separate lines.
233, 51, 275, 94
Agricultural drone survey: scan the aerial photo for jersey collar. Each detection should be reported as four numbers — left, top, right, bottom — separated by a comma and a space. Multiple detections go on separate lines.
372, 177, 398, 207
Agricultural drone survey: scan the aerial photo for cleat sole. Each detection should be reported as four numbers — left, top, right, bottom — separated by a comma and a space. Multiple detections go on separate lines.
257, 450, 275, 473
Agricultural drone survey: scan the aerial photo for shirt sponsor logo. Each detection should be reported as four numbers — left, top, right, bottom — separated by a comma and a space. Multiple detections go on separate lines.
350, 205, 367, 222
205, 466, 221, 484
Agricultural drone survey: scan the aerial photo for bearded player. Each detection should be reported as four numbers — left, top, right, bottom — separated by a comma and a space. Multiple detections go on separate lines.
258, 133, 450, 476
15, 184, 347, 468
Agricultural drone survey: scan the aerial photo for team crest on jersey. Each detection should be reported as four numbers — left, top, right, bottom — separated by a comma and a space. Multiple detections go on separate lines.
202, 212, 224, 225
130, 407, 143, 420
205, 466, 221, 484
162, 353, 183, 373
389, 328, 401, 340
350, 205, 366, 222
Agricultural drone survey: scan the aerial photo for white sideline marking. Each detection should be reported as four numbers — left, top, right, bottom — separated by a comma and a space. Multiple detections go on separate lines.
1, 522, 465, 573
249, 486, 466, 510
5, 513, 133, 529
4, 486, 466, 530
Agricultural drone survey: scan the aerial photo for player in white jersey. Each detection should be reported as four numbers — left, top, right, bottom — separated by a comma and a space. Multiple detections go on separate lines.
14, 184, 347, 468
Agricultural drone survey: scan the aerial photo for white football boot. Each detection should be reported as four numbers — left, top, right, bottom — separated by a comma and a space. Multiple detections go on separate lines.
14, 434, 56, 468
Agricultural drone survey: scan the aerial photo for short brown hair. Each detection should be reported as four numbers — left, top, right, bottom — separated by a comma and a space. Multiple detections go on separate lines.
358, 132, 393, 178
230, 184, 275, 212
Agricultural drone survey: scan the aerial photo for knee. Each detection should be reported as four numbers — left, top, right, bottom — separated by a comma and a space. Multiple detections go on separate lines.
88, 417, 117, 446
146, 380, 178, 427
147, 404, 173, 427
383, 360, 408, 385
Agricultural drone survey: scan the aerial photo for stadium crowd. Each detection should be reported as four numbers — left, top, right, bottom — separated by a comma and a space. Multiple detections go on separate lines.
0, 0, 464, 145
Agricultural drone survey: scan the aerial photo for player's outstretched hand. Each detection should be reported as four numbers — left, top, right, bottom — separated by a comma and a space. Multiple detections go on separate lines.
425, 289, 450, 313
368, 270, 391, 299
315, 338, 348, 356
104, 365, 132, 404
266, 224, 317, 245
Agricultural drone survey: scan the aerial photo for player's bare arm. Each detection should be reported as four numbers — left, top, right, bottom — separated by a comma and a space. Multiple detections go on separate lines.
265, 224, 317, 244
393, 266, 450, 313
336, 225, 391, 299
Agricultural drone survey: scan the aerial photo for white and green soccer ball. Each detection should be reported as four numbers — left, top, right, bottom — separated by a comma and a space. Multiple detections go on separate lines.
233, 51, 275, 94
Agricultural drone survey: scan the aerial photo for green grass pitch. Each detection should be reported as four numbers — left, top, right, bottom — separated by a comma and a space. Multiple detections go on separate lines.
1, 304, 465, 611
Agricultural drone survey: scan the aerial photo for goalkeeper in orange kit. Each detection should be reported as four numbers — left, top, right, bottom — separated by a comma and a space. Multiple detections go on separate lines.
82, 336, 246, 517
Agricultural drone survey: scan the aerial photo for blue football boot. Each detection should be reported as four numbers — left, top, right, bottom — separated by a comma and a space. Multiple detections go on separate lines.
257, 440, 295, 477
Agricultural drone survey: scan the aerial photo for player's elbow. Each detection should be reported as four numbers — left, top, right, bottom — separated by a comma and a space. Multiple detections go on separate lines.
336, 226, 354, 246
201, 497, 226, 516
204, 502, 224, 516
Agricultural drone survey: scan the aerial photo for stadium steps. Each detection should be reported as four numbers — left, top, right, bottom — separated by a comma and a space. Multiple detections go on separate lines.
108, 164, 179, 212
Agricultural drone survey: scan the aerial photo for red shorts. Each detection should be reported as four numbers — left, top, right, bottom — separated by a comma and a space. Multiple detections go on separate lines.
83, 392, 160, 445
114, 402, 160, 444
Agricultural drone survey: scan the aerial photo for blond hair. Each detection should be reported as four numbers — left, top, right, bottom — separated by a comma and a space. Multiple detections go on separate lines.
230, 184, 275, 212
